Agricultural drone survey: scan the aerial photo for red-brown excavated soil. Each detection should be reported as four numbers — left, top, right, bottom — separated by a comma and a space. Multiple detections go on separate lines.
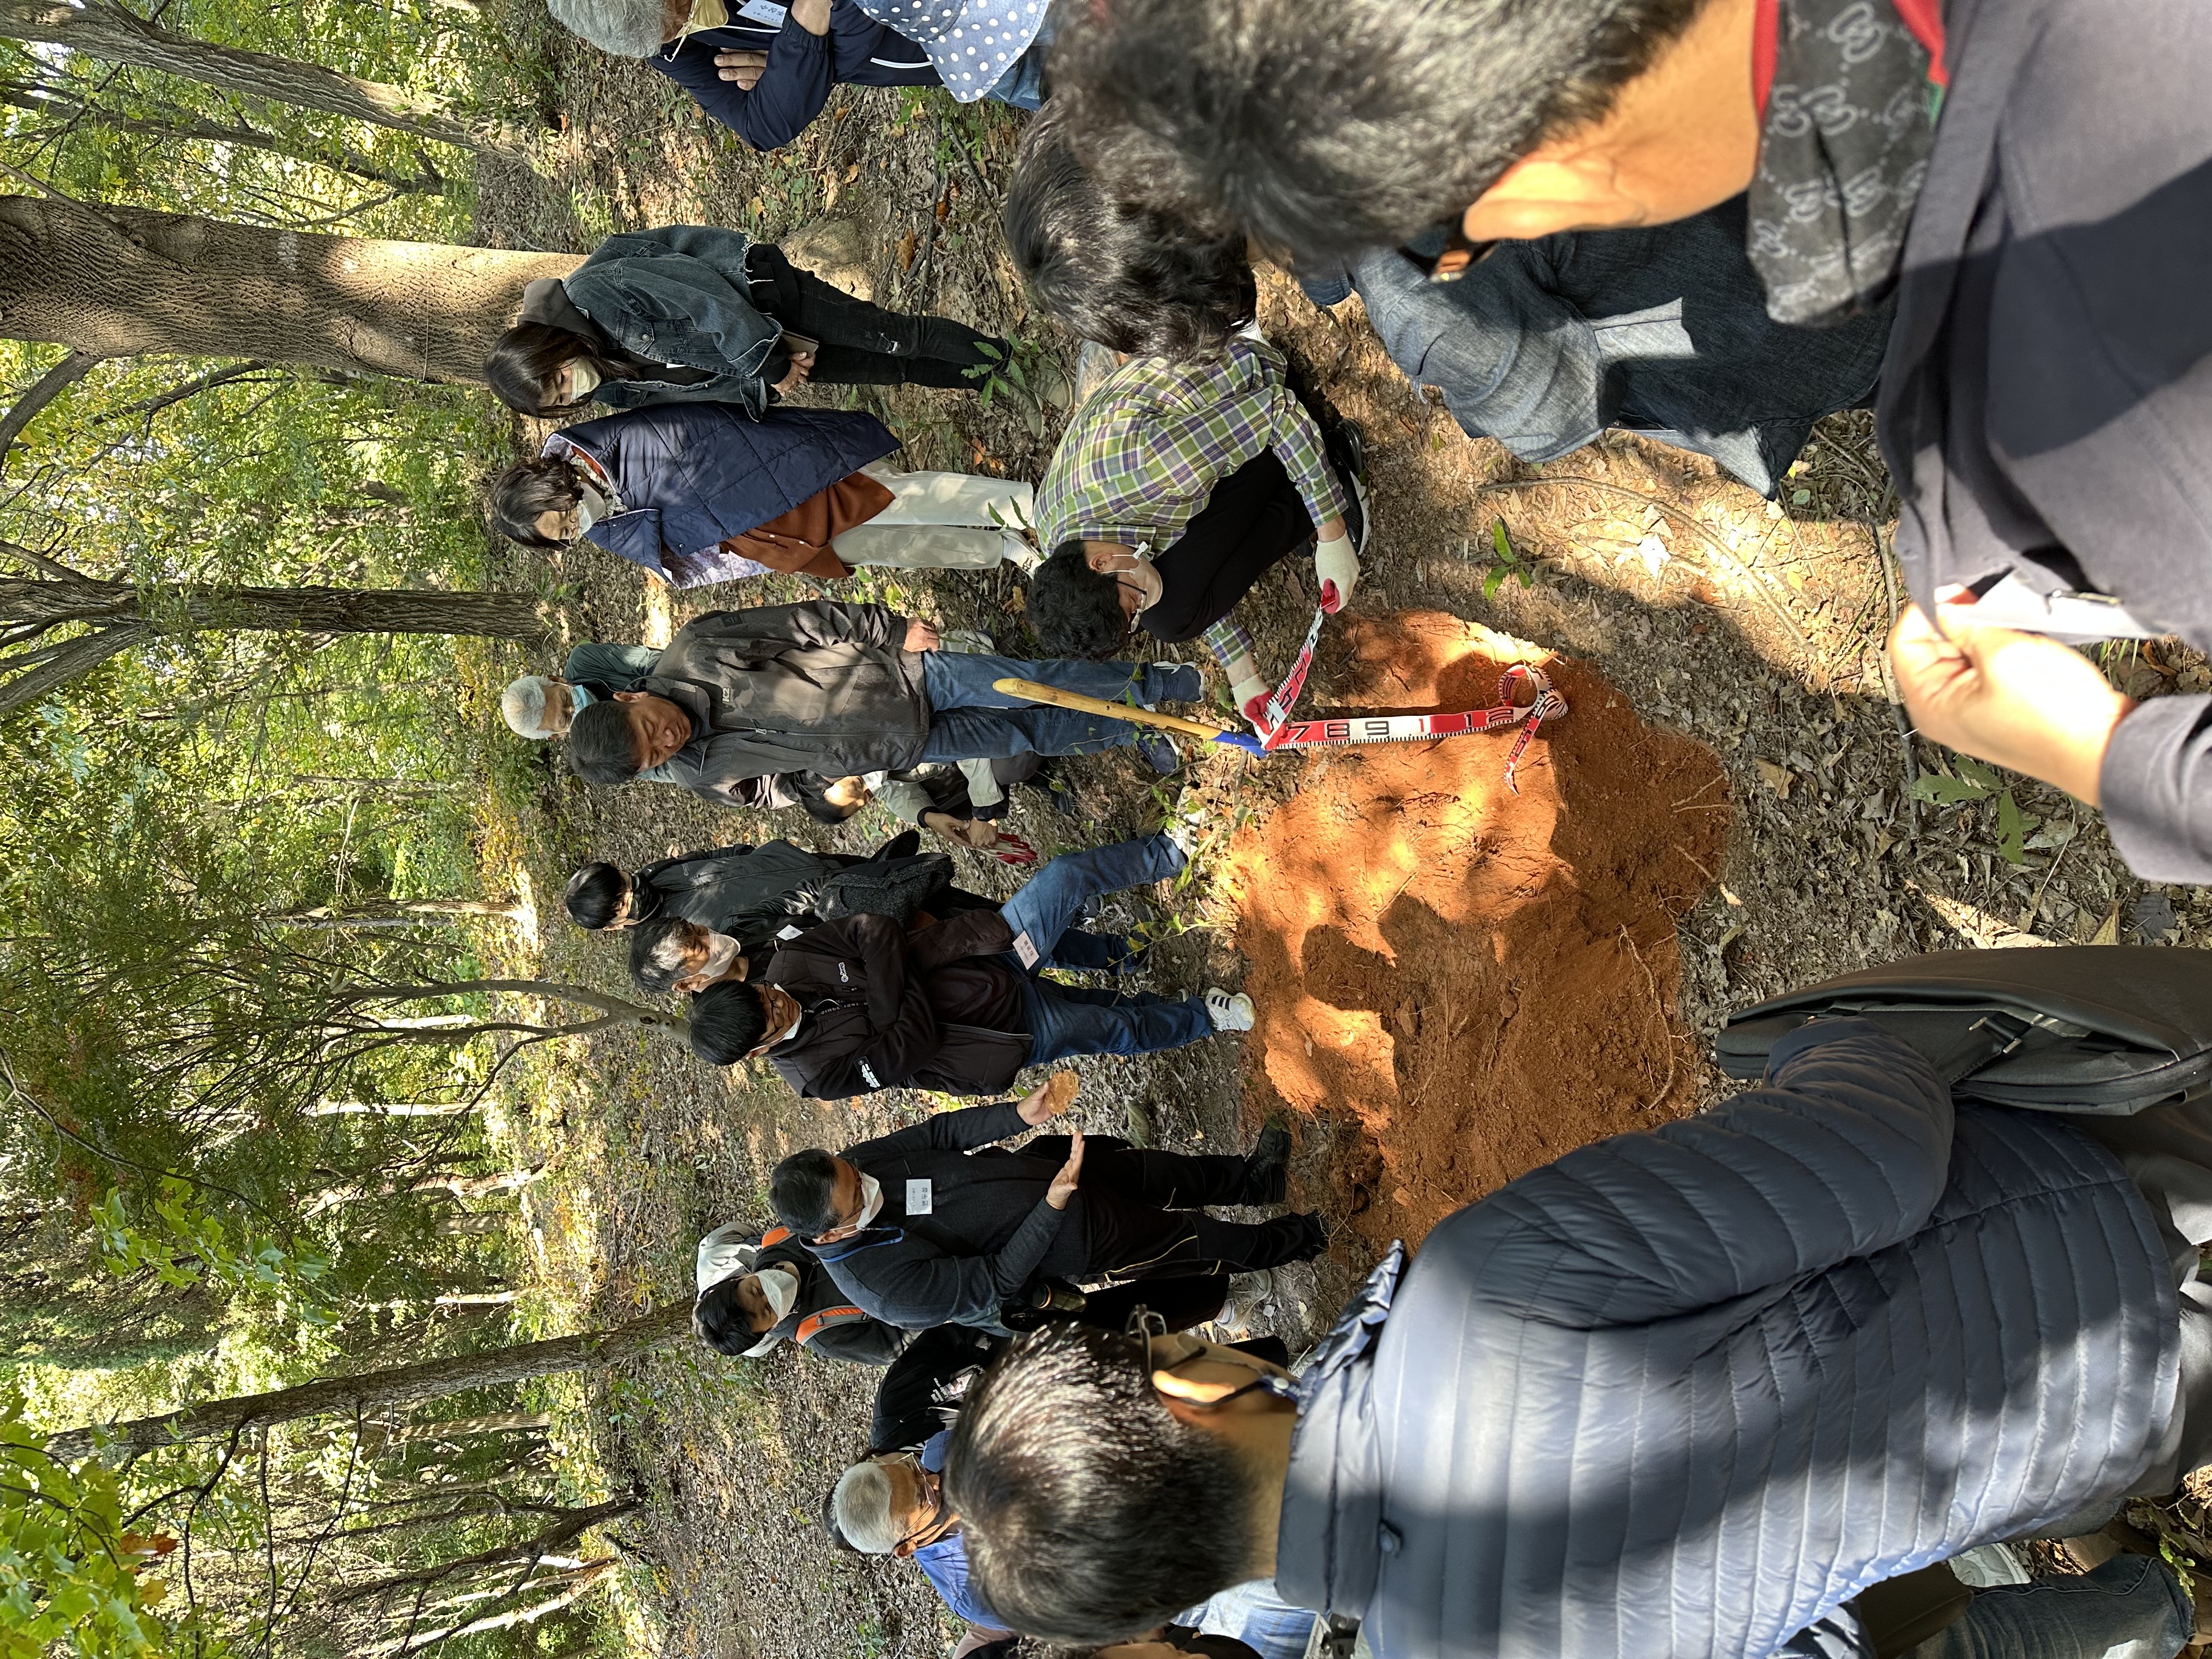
1217, 611, 1731, 1250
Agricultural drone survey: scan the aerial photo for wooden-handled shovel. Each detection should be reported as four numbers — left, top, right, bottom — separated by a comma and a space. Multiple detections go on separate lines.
989, 678, 1267, 754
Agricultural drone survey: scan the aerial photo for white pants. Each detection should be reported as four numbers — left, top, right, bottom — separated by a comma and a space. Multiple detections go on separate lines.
831, 464, 1037, 569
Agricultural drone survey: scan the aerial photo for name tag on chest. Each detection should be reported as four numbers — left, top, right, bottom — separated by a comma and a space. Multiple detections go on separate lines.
736, 0, 787, 23
1011, 929, 1040, 969
905, 1178, 934, 1216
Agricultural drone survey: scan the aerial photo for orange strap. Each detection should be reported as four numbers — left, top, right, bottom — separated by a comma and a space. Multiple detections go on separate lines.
761, 1224, 792, 1247
796, 1305, 869, 1345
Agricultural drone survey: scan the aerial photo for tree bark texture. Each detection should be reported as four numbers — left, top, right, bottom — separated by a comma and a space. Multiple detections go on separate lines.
43, 1305, 693, 1463
0, 195, 580, 382
0, 0, 535, 154
327, 1496, 635, 1607
0, 562, 557, 714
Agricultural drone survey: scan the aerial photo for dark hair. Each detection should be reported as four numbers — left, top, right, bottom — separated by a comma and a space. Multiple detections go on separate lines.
770, 1149, 843, 1236
1026, 543, 1133, 659
785, 772, 867, 827
1005, 108, 1256, 361
568, 698, 642, 783
1052, 0, 1708, 257
489, 455, 583, 548
629, 915, 705, 995
690, 980, 769, 1064
692, 1273, 764, 1355
562, 861, 633, 930
944, 1325, 1257, 1643
484, 321, 621, 417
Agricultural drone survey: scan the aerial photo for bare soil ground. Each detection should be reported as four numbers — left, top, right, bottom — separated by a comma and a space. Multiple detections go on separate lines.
460, 12, 2212, 1656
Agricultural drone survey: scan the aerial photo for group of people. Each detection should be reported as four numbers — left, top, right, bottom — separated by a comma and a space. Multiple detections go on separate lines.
483, 0, 2212, 1654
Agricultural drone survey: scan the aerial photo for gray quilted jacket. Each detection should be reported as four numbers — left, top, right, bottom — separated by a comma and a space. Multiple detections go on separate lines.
1274, 1019, 2179, 1659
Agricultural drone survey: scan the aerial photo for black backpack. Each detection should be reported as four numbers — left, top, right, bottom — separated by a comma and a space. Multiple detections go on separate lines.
1717, 947, 2212, 1115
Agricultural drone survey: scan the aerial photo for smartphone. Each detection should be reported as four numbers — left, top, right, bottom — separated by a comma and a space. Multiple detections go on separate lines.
780, 331, 820, 358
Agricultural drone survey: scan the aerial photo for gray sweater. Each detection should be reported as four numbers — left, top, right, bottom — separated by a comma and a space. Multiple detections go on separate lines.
1876, 0, 2212, 880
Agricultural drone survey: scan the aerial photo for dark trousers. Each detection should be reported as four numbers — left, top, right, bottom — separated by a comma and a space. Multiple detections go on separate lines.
1146, 450, 1319, 645
747, 244, 1003, 389
1022, 1136, 1313, 1279
869, 1323, 1000, 1453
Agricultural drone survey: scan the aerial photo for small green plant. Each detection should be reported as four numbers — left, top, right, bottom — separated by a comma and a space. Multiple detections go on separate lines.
1909, 755, 2038, 865
1480, 519, 1536, 598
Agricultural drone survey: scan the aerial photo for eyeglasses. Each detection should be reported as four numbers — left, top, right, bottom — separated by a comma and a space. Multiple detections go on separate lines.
1127, 1307, 1298, 1406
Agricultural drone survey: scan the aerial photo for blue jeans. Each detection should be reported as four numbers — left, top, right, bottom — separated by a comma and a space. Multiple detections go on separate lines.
1001, 836, 1213, 1063
984, 38, 1047, 110
1907, 1556, 2190, 1659
918, 651, 1200, 765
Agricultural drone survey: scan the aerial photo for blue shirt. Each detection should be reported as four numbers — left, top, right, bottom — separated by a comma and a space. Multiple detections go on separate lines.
911, 1432, 1001, 1627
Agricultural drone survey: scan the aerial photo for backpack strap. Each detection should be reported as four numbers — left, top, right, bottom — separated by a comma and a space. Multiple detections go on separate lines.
796, 1305, 872, 1345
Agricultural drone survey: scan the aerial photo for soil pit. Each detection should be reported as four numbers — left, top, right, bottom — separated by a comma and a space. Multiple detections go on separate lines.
1217, 611, 1731, 1249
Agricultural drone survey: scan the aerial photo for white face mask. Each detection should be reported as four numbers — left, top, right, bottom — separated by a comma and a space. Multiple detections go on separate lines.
565, 358, 602, 398
755, 1266, 798, 1323
694, 929, 743, 984
574, 479, 613, 534
855, 1172, 884, 1229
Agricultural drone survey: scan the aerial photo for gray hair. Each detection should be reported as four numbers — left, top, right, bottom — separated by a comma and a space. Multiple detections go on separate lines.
546, 0, 670, 59
500, 675, 561, 739
830, 1460, 906, 1555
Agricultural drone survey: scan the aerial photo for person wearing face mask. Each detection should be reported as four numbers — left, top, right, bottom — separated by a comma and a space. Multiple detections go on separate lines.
487, 224, 1009, 421
563, 828, 975, 952
498, 642, 665, 742
1009, 116, 1367, 740
544, 0, 1050, 155
764, 1080, 1319, 1334
487, 400, 1039, 588
691, 1222, 906, 1365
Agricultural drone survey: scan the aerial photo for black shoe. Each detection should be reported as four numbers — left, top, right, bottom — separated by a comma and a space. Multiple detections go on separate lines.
1282, 1210, 1328, 1263
1242, 1121, 1293, 1205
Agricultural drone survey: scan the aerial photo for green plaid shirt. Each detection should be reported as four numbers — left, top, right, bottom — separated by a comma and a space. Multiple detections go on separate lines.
1035, 337, 1342, 698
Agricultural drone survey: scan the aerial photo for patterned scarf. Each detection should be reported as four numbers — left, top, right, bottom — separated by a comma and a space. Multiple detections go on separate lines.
1747, 0, 1945, 326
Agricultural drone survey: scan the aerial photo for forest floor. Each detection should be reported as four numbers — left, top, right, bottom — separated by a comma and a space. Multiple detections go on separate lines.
454, 12, 2212, 1658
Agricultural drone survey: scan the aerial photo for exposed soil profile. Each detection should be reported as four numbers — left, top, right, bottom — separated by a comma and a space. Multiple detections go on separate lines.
1216, 611, 1731, 1250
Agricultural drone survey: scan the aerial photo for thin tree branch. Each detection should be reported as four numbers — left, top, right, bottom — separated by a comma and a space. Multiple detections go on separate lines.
0, 348, 102, 472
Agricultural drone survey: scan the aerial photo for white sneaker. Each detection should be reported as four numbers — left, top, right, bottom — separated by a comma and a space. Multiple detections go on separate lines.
1205, 989, 1256, 1032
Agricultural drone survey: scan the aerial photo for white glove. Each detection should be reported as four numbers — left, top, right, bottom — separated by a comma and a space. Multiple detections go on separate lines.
1314, 534, 1358, 612
1231, 672, 1272, 731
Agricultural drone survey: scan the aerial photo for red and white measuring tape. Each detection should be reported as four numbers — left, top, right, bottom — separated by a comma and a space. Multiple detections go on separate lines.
1239, 606, 1567, 794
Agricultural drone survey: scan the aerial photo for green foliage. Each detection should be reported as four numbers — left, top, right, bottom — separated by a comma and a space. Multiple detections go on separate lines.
1480, 518, 1536, 599
0, 1395, 227, 1659
1908, 755, 2040, 866
91, 1184, 334, 1327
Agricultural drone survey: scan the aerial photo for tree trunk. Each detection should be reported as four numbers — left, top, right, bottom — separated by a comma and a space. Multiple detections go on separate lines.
0, 80, 448, 194
0, 562, 557, 714
329, 1496, 636, 1607
0, 195, 579, 382
365, 1559, 615, 1656
43, 1305, 693, 1463
381, 1410, 552, 1447
0, 0, 538, 155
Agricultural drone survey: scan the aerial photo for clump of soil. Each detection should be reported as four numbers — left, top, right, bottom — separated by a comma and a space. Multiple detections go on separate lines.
1217, 611, 1730, 1248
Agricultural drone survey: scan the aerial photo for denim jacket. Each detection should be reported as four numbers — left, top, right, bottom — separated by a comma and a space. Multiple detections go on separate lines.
563, 226, 783, 417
